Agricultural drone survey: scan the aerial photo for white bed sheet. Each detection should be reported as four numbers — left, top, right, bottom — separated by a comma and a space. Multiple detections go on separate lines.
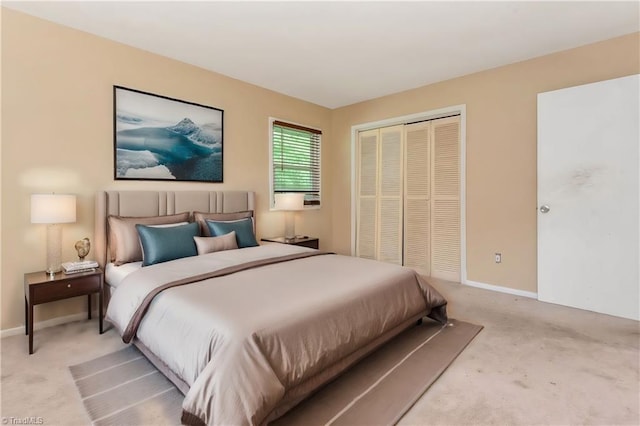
105, 261, 142, 288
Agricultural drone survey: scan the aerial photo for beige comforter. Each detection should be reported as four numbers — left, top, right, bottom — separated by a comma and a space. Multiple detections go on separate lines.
106, 244, 447, 425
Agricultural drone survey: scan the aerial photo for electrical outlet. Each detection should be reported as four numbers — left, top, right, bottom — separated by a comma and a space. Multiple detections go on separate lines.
495, 253, 502, 263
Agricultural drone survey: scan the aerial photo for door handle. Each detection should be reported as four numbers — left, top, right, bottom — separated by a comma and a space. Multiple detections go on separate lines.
539, 205, 550, 213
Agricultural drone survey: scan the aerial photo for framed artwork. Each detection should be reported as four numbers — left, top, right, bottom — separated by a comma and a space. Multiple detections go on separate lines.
113, 86, 223, 182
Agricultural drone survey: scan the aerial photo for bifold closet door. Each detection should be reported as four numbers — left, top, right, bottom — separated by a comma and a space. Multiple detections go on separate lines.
430, 116, 461, 281
357, 117, 460, 279
378, 125, 404, 264
356, 129, 379, 260
404, 122, 431, 274
356, 125, 404, 264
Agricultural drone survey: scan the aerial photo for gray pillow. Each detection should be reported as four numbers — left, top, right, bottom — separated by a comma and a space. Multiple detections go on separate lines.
107, 212, 190, 265
136, 222, 199, 266
193, 231, 238, 255
193, 211, 254, 236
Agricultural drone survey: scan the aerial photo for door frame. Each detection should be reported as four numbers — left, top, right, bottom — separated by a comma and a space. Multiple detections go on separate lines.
350, 104, 467, 283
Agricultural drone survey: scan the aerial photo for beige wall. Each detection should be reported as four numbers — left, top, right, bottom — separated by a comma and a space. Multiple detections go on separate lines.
2, 7, 638, 331
0, 9, 332, 330
330, 32, 640, 293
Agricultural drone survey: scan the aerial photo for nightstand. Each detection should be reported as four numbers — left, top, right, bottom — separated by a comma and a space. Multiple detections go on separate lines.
261, 236, 319, 249
24, 268, 103, 354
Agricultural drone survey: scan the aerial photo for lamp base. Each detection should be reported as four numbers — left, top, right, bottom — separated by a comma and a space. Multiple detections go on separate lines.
45, 267, 60, 278
284, 211, 296, 240
46, 224, 62, 276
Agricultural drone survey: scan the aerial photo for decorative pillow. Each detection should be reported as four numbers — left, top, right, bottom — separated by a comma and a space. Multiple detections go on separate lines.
206, 218, 258, 248
107, 212, 190, 265
193, 231, 238, 255
136, 222, 199, 266
194, 211, 254, 236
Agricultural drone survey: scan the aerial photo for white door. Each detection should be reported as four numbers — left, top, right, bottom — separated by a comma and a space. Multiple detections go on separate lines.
537, 74, 639, 320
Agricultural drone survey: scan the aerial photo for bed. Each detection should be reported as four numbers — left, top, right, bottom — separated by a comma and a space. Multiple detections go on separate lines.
96, 190, 448, 426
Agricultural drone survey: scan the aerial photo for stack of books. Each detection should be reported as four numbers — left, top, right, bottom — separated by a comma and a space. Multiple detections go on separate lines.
62, 260, 99, 274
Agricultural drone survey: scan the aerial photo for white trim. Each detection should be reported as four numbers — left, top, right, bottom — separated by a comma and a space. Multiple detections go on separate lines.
458, 106, 467, 284
1, 310, 99, 338
269, 117, 276, 210
464, 279, 538, 299
350, 105, 467, 281
350, 125, 358, 255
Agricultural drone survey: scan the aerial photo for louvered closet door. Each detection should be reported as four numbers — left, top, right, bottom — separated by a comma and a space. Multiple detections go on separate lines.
404, 122, 431, 274
356, 129, 379, 259
377, 125, 404, 264
431, 116, 461, 281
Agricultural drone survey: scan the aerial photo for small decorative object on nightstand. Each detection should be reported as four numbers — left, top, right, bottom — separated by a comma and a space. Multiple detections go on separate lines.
261, 236, 319, 250
74, 237, 91, 261
24, 268, 103, 354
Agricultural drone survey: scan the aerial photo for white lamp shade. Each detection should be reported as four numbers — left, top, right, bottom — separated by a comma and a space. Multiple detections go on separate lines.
31, 194, 77, 224
274, 193, 305, 211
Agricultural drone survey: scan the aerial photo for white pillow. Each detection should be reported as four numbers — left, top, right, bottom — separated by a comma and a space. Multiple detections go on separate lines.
150, 222, 189, 228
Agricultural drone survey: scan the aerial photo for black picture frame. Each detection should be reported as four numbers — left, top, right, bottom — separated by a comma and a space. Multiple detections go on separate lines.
113, 86, 224, 182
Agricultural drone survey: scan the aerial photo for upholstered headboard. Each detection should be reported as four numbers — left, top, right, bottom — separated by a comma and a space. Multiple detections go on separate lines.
94, 190, 255, 267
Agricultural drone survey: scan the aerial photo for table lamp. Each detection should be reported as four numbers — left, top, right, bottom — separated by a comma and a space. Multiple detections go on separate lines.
274, 193, 305, 240
31, 194, 77, 276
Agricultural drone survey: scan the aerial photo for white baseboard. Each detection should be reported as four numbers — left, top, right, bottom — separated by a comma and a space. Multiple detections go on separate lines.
1, 310, 99, 338
464, 279, 538, 299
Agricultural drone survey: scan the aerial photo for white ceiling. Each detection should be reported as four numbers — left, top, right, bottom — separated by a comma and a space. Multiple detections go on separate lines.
4, 1, 639, 108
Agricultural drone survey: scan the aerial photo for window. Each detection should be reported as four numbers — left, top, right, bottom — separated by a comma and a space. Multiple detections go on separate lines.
270, 119, 321, 207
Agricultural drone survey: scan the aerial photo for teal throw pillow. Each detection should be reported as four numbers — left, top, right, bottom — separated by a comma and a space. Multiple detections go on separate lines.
136, 222, 199, 266
206, 218, 258, 248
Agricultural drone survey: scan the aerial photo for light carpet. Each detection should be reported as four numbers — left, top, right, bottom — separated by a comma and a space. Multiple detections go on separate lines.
70, 319, 482, 425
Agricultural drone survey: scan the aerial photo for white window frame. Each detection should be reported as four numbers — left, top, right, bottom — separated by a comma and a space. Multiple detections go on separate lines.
269, 117, 322, 210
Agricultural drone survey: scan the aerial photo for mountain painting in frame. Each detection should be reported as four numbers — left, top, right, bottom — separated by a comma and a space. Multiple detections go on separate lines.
114, 86, 223, 182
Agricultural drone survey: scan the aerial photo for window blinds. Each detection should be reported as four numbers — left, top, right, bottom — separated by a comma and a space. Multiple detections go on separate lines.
272, 120, 321, 205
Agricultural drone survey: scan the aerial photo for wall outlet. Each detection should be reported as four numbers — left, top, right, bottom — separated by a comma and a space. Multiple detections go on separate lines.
495, 253, 502, 263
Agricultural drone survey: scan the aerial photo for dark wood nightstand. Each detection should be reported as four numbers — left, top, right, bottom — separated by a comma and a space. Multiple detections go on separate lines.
24, 268, 103, 354
261, 236, 319, 249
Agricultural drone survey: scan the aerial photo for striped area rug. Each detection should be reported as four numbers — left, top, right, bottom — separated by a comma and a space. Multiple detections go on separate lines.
70, 319, 482, 425
69, 345, 183, 425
